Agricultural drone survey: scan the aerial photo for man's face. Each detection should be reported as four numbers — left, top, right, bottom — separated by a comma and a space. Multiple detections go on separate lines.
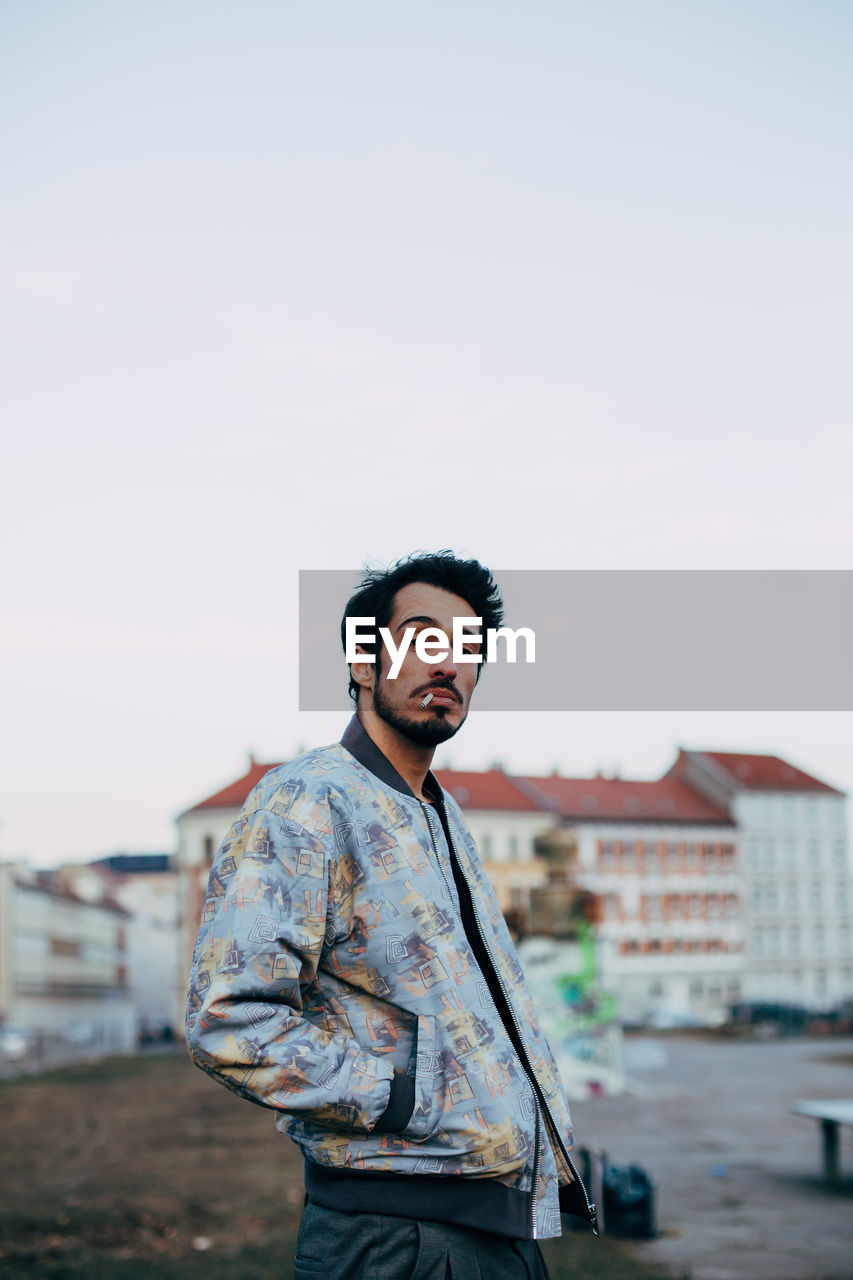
366, 582, 482, 747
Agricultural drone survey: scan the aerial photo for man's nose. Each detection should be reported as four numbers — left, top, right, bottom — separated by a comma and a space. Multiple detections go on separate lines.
428, 652, 458, 682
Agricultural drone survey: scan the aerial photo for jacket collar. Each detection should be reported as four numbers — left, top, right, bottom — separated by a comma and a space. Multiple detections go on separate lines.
340, 715, 445, 805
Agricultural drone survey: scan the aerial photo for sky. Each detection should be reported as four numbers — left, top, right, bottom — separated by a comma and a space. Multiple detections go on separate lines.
2, 1, 851, 865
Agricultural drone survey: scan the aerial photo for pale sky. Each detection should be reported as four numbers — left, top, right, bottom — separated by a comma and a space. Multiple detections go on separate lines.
2, 1, 851, 865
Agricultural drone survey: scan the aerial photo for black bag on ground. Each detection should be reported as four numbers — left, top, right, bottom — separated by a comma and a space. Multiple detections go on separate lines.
601, 1160, 656, 1238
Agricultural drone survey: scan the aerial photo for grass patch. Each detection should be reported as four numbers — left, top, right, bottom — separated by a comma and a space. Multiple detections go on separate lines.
0, 1053, 672, 1279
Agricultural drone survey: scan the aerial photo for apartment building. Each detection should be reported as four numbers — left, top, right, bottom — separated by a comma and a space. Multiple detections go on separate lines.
517, 774, 744, 1024
64, 854, 178, 1038
667, 750, 852, 1008
174, 745, 850, 1028
432, 768, 553, 911
0, 862, 135, 1068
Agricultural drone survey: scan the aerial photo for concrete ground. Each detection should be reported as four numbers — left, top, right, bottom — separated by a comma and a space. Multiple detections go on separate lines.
568, 1033, 853, 1280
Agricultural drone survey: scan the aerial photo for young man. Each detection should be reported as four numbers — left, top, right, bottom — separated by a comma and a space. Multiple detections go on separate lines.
186, 552, 596, 1278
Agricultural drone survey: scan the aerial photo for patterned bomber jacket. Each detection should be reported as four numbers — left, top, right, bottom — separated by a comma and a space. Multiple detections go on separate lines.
186, 716, 596, 1241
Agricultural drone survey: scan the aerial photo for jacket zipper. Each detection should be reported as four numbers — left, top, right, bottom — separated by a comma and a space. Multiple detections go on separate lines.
420, 801, 543, 1231
437, 805, 599, 1237
530, 1100, 542, 1238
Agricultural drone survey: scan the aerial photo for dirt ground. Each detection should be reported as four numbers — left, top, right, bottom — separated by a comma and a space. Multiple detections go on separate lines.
2, 1036, 850, 1279
0, 1051, 660, 1279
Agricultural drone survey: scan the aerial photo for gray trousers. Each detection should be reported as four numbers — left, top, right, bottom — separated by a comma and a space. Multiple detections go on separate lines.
294, 1202, 551, 1280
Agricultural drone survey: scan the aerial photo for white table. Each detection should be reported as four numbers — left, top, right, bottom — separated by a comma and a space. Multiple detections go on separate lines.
792, 1100, 853, 1182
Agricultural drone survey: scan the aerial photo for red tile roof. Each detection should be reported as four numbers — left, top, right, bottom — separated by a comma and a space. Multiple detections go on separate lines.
183, 762, 544, 815
182, 749, 832, 823
521, 775, 732, 825
181, 761, 281, 815
434, 769, 543, 812
693, 751, 843, 795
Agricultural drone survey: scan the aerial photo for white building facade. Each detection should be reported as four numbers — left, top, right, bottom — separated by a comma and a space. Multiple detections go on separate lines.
0, 863, 135, 1070
520, 774, 744, 1025
68, 855, 179, 1039
668, 750, 852, 1009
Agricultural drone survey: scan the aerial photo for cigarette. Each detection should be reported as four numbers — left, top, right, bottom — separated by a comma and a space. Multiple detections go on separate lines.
419, 692, 434, 709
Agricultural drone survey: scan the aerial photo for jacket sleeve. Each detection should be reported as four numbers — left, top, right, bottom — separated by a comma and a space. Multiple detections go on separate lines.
185, 793, 394, 1133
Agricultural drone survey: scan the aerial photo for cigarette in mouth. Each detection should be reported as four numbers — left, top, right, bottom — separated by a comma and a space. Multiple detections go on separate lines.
419, 692, 434, 709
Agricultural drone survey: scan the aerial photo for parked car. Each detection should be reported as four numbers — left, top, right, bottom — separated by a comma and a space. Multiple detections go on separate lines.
0, 1027, 30, 1061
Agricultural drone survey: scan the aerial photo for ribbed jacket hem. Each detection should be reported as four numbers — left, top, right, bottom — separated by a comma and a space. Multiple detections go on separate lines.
304, 1160, 532, 1239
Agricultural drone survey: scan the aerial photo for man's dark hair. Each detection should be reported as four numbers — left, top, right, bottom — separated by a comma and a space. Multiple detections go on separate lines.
341, 550, 504, 705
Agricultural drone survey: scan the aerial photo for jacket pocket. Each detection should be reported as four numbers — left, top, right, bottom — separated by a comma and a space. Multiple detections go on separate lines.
402, 1014, 444, 1140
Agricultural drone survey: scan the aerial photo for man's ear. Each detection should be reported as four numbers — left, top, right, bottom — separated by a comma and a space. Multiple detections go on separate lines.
350, 647, 376, 693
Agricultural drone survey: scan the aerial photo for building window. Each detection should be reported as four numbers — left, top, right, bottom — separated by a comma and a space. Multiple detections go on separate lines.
813, 926, 824, 953
810, 882, 822, 911
784, 839, 796, 869
765, 885, 778, 912
786, 882, 799, 910
833, 842, 847, 868
837, 883, 849, 911
508, 835, 519, 858
788, 927, 800, 952
50, 937, 81, 958
481, 834, 492, 858
750, 885, 761, 911
752, 929, 764, 955
204, 835, 214, 862
763, 842, 776, 870
808, 841, 820, 869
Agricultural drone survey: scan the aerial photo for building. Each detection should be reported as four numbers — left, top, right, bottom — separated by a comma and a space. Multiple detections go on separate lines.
0, 862, 135, 1070
667, 750, 852, 1009
65, 854, 178, 1040
174, 746, 851, 1030
432, 768, 553, 912
519, 773, 743, 1025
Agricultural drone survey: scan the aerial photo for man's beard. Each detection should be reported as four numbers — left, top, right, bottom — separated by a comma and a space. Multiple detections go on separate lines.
372, 679, 465, 747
